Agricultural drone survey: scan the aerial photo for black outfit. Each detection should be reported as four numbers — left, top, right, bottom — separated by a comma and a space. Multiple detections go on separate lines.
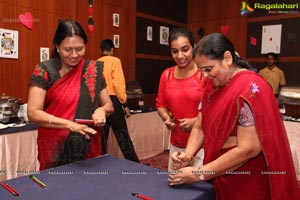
102, 96, 139, 162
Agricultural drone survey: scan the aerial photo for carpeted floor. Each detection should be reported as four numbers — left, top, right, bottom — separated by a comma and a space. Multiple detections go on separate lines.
140, 150, 169, 171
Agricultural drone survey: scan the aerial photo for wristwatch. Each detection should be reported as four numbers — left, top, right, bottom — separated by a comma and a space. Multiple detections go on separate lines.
199, 173, 205, 181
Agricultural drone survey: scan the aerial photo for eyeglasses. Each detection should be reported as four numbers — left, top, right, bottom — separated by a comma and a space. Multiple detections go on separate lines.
199, 66, 214, 73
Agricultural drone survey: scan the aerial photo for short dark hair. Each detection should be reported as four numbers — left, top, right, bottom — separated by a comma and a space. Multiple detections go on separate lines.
266, 52, 278, 60
52, 19, 88, 58
168, 27, 195, 47
100, 39, 115, 52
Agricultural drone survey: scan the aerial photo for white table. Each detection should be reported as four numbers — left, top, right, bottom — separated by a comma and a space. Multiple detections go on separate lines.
107, 111, 170, 159
1, 119, 298, 182
0, 112, 170, 181
0, 130, 40, 181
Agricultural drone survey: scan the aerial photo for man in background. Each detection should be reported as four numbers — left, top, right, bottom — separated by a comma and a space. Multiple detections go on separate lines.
97, 39, 139, 162
259, 52, 286, 96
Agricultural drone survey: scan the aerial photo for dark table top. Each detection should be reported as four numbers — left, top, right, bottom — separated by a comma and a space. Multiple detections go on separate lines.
0, 122, 38, 135
0, 155, 215, 200
0, 110, 156, 135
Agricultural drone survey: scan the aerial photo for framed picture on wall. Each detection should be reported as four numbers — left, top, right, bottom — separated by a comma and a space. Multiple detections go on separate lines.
40, 47, 49, 62
159, 26, 169, 45
147, 26, 153, 41
0, 28, 18, 59
113, 13, 120, 27
113, 34, 120, 48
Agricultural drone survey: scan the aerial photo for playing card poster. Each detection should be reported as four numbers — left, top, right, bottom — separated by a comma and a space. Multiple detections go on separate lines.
261, 24, 282, 54
40, 47, 49, 62
0, 28, 19, 59
160, 26, 169, 45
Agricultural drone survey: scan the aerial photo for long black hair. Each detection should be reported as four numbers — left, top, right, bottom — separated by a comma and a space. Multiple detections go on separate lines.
52, 19, 88, 58
193, 33, 251, 69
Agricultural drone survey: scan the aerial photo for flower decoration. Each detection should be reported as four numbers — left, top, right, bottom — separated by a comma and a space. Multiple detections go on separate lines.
249, 81, 259, 97
33, 65, 49, 81
82, 61, 97, 102
87, 0, 94, 32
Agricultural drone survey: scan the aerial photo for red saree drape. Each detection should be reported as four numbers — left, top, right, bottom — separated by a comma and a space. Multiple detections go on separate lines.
202, 70, 299, 200
37, 59, 101, 170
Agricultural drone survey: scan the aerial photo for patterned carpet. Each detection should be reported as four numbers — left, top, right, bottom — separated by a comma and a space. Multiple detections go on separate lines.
140, 150, 169, 170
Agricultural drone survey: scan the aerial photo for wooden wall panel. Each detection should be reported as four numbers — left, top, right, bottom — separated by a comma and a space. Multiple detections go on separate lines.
76, 0, 136, 81
187, 0, 248, 58
188, 0, 243, 23
136, 0, 188, 23
0, 0, 136, 102
188, 0, 300, 86
188, 17, 247, 57
0, 0, 77, 102
135, 0, 187, 106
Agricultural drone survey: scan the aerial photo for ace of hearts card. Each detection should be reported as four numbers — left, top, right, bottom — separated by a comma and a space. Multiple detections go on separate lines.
261, 24, 282, 54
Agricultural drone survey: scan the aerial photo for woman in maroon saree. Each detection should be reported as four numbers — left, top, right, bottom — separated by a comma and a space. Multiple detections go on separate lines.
28, 20, 114, 170
168, 33, 299, 199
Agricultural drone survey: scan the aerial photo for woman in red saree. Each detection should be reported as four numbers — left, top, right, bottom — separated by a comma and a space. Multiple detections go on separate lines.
28, 20, 114, 170
168, 33, 299, 199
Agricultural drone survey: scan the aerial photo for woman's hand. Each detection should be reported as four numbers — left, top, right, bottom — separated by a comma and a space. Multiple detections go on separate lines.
69, 122, 97, 140
92, 107, 106, 127
168, 166, 200, 186
170, 151, 194, 170
164, 118, 176, 130
178, 118, 196, 132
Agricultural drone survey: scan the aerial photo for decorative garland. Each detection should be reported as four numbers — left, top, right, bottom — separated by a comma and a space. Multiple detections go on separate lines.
88, 0, 94, 32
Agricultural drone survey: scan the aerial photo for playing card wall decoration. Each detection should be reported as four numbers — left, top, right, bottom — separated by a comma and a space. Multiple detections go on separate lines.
113, 13, 120, 27
147, 26, 153, 41
261, 24, 282, 54
159, 26, 169, 45
113, 34, 119, 48
0, 28, 19, 59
